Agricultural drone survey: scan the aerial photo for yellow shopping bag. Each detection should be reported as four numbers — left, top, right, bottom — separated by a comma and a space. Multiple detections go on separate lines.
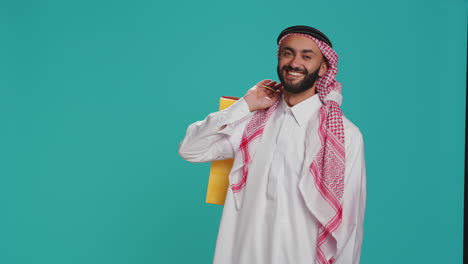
206, 96, 239, 205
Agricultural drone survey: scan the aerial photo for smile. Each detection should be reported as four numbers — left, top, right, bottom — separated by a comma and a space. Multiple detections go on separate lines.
287, 71, 304, 76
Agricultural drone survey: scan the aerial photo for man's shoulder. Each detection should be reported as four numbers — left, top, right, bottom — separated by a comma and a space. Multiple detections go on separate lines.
342, 115, 364, 146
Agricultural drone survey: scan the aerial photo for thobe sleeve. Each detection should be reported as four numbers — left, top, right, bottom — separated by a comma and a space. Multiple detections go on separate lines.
178, 97, 252, 163
335, 126, 366, 264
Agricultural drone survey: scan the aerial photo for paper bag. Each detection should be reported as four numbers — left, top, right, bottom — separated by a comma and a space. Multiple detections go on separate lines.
206, 96, 239, 205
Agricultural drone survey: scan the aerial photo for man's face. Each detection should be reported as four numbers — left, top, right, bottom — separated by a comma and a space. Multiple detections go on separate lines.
277, 35, 327, 94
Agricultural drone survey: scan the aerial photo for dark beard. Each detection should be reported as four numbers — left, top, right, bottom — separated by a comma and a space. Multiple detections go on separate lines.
277, 65, 320, 94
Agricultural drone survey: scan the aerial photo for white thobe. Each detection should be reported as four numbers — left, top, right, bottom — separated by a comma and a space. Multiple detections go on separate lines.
179, 94, 366, 264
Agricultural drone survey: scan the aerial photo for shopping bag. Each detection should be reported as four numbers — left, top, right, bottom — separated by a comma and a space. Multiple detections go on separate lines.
206, 96, 239, 205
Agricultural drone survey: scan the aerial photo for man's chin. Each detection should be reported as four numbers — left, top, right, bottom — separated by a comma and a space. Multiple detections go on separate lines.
283, 85, 302, 94
281, 76, 301, 85
285, 79, 303, 85
283, 80, 304, 90
283, 82, 315, 94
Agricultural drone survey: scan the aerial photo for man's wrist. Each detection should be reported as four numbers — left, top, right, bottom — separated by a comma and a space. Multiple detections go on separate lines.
221, 98, 252, 125
243, 96, 258, 112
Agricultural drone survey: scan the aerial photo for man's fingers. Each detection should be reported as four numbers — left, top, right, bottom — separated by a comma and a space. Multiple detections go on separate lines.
254, 80, 282, 105
261, 85, 276, 92
266, 90, 281, 101
265, 81, 277, 87
259, 79, 273, 86
258, 80, 281, 90
259, 79, 279, 88
273, 82, 283, 89
272, 89, 281, 99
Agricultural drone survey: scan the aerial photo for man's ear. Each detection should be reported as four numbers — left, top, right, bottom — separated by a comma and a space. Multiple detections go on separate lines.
318, 62, 329, 77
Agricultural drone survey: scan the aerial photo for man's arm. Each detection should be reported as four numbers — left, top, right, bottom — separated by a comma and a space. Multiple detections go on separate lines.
178, 98, 252, 163
335, 124, 367, 264
178, 80, 282, 163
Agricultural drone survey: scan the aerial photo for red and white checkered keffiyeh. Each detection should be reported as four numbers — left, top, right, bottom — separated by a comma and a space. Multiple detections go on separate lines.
231, 33, 345, 264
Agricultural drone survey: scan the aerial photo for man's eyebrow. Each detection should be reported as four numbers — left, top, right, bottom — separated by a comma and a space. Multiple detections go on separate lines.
281, 47, 315, 54
282, 47, 294, 52
302, 49, 314, 53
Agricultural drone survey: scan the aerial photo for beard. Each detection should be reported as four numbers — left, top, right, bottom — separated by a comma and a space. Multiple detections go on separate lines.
277, 65, 321, 94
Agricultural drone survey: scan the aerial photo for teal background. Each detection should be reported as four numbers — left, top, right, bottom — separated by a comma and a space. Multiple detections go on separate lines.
1, 0, 466, 263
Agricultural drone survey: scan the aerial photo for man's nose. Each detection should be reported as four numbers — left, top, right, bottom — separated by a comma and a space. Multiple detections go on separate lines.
289, 55, 301, 68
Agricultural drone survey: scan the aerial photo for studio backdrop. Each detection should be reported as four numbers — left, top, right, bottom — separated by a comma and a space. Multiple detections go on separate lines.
0, 0, 466, 263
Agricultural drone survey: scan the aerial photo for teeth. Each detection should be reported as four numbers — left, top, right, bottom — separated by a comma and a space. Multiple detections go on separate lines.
288, 71, 303, 76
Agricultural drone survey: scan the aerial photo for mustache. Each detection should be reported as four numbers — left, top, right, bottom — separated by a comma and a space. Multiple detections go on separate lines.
282, 65, 307, 75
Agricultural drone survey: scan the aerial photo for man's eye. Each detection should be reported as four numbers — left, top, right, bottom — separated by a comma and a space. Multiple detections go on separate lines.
303, 56, 311, 60
283, 52, 292, 56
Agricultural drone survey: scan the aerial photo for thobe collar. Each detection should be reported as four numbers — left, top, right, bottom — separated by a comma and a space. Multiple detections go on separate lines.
281, 94, 322, 127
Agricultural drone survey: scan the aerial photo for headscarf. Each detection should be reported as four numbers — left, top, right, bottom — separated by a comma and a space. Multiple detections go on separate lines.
231, 26, 345, 264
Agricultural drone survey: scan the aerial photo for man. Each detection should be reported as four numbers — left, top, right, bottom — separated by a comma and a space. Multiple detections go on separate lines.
179, 25, 366, 264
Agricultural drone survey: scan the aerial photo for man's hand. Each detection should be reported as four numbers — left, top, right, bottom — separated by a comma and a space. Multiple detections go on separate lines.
244, 80, 282, 112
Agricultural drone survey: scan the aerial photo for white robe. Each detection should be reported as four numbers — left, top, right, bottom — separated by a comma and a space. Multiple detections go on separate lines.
179, 94, 366, 264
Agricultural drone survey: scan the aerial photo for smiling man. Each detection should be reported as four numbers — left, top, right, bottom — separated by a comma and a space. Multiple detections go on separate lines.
179, 26, 366, 264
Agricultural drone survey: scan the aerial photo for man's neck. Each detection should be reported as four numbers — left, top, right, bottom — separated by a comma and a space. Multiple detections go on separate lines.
283, 85, 316, 107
